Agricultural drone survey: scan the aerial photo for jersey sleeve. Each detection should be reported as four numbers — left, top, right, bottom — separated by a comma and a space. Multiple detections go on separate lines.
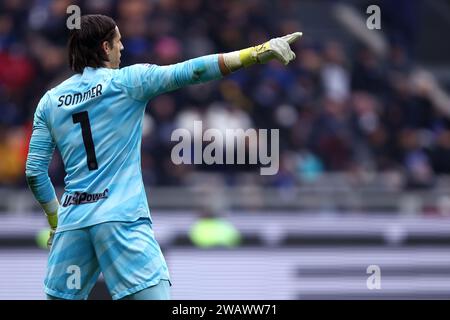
25, 93, 57, 204
117, 54, 223, 101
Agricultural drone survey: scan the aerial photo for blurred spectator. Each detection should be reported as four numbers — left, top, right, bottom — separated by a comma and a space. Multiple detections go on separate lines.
430, 130, 450, 174
0, 125, 28, 184
189, 211, 241, 248
321, 41, 350, 103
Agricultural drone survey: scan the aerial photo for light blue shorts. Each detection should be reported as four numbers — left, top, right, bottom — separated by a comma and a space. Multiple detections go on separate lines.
44, 217, 171, 300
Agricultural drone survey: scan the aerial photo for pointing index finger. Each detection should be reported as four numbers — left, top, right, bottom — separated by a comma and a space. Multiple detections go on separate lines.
281, 32, 303, 44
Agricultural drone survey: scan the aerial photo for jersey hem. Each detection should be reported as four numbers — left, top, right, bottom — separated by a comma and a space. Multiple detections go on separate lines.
55, 209, 150, 233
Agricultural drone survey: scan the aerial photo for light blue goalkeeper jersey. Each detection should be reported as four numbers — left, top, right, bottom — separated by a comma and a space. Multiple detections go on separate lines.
26, 55, 222, 232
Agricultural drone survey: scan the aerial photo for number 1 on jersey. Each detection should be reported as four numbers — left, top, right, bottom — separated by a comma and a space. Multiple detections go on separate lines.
72, 111, 98, 170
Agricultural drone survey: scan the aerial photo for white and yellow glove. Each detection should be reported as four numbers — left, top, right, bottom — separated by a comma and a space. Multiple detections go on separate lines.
223, 32, 303, 71
42, 200, 59, 249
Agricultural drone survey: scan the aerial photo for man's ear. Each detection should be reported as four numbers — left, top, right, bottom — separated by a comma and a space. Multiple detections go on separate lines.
102, 41, 110, 54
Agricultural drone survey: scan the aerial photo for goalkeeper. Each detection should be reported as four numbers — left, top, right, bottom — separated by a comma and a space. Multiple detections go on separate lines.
25, 14, 302, 300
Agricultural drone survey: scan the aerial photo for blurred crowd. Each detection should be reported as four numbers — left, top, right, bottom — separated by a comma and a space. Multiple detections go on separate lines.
1, 0, 449, 190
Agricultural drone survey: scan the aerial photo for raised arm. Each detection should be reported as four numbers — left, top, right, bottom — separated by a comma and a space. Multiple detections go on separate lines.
157, 32, 303, 91
120, 32, 303, 101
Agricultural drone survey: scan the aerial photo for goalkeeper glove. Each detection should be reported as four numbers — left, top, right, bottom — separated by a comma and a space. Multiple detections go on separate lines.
223, 32, 303, 71
42, 199, 59, 249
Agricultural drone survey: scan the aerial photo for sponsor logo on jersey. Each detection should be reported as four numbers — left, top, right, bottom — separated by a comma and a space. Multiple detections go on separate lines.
62, 188, 109, 207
